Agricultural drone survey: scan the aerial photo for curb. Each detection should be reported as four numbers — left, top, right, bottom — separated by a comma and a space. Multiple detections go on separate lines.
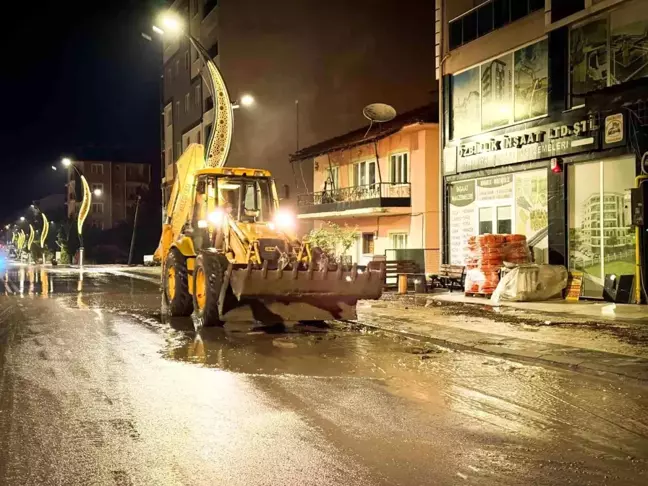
344, 319, 648, 384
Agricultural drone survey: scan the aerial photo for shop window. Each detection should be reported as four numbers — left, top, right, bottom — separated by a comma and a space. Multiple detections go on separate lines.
451, 37, 548, 139
390, 153, 409, 184
362, 233, 375, 254
479, 207, 493, 234
390, 233, 408, 250
570, 3, 648, 103
497, 206, 512, 234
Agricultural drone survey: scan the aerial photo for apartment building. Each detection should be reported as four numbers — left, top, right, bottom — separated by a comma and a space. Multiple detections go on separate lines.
291, 105, 441, 273
162, 0, 219, 204
436, 0, 648, 299
66, 161, 151, 230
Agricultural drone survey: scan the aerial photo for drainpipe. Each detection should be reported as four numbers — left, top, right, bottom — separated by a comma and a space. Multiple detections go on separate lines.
634, 174, 648, 304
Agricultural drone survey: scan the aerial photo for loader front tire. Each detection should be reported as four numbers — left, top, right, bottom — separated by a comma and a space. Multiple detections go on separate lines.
193, 252, 227, 328
164, 249, 193, 317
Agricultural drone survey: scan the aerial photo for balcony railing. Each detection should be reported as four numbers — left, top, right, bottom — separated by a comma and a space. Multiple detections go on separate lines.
297, 182, 411, 209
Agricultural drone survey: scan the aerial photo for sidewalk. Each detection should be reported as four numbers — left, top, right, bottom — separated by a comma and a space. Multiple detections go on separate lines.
356, 294, 648, 382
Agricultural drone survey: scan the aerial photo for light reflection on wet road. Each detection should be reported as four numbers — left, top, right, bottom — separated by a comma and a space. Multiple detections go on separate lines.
0, 264, 647, 485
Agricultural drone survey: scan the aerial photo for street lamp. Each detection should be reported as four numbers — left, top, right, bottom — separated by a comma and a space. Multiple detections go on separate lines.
20, 216, 25, 222
59, 157, 92, 268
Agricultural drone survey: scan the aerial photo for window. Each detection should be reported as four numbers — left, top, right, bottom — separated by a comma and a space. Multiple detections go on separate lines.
497, 206, 512, 234
165, 106, 172, 127
552, 0, 584, 23
175, 59, 180, 76
167, 67, 172, 83
326, 165, 340, 189
185, 93, 190, 113
570, 3, 648, 103
91, 183, 103, 194
184, 51, 190, 70
91, 164, 104, 175
194, 85, 201, 107
451, 37, 548, 139
176, 141, 181, 160
362, 233, 375, 254
185, 136, 190, 150
197, 131, 201, 144
175, 101, 180, 120
92, 203, 104, 214
208, 42, 219, 59
479, 207, 493, 234
449, 0, 543, 50
390, 233, 408, 249
390, 153, 409, 184
353, 160, 376, 186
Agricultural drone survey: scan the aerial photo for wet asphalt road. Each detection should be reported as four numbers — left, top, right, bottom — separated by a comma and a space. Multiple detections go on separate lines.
0, 264, 647, 485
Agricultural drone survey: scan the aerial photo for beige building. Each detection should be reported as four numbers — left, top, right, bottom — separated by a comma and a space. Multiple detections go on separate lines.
66, 161, 151, 230
292, 105, 440, 273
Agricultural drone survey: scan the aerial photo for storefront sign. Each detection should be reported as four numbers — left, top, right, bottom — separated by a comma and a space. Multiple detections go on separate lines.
604, 113, 624, 146
453, 117, 600, 173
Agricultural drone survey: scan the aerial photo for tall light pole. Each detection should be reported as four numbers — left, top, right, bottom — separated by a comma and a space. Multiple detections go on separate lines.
154, 11, 236, 170
57, 158, 101, 268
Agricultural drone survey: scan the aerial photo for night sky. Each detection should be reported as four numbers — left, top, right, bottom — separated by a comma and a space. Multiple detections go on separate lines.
0, 0, 162, 222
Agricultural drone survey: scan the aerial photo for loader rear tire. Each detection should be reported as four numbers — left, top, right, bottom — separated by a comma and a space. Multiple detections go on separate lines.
164, 249, 193, 317
193, 252, 228, 328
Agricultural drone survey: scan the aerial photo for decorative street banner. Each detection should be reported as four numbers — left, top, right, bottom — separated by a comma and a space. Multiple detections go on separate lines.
27, 224, 35, 251
40, 213, 49, 248
78, 175, 92, 235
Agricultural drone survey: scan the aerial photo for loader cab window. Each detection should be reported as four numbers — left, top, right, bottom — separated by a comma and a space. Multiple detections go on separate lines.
192, 177, 214, 250
217, 176, 273, 223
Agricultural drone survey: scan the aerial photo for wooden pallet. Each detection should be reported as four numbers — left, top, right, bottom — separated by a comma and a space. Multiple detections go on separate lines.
464, 292, 493, 298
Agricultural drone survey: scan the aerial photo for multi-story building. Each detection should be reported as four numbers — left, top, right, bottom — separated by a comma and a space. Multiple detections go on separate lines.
436, 0, 648, 299
161, 0, 436, 216
66, 161, 151, 230
161, 0, 219, 205
291, 105, 441, 273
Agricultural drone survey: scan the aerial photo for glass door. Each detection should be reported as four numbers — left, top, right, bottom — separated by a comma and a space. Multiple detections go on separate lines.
568, 156, 635, 298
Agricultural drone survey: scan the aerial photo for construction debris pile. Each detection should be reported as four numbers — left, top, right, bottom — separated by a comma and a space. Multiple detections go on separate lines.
464, 234, 530, 295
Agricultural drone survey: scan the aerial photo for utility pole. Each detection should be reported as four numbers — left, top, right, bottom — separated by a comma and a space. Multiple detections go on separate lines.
128, 195, 142, 265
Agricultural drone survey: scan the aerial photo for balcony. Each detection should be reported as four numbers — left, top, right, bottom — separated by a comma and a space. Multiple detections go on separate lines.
297, 183, 411, 218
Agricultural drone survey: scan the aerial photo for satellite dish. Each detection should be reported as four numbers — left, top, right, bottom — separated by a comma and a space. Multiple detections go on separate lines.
363, 103, 397, 123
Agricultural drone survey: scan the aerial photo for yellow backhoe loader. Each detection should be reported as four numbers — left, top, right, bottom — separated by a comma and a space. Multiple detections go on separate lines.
154, 30, 384, 327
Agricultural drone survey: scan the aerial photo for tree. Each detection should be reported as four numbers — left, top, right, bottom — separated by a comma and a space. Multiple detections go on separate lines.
307, 222, 359, 264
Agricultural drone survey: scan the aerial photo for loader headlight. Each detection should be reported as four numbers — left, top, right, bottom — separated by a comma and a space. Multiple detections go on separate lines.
208, 209, 224, 226
274, 210, 295, 231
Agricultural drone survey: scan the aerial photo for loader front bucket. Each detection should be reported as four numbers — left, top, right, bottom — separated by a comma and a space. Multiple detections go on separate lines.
220, 262, 385, 324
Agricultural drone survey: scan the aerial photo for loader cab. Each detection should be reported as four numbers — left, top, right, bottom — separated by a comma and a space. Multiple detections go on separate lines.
189, 171, 279, 250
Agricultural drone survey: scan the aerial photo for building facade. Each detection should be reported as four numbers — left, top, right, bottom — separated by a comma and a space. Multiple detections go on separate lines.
161, 0, 219, 205
66, 162, 151, 230
292, 105, 441, 273
437, 0, 648, 300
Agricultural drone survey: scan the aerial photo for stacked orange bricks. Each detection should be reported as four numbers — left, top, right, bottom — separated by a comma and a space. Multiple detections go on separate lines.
464, 234, 530, 295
